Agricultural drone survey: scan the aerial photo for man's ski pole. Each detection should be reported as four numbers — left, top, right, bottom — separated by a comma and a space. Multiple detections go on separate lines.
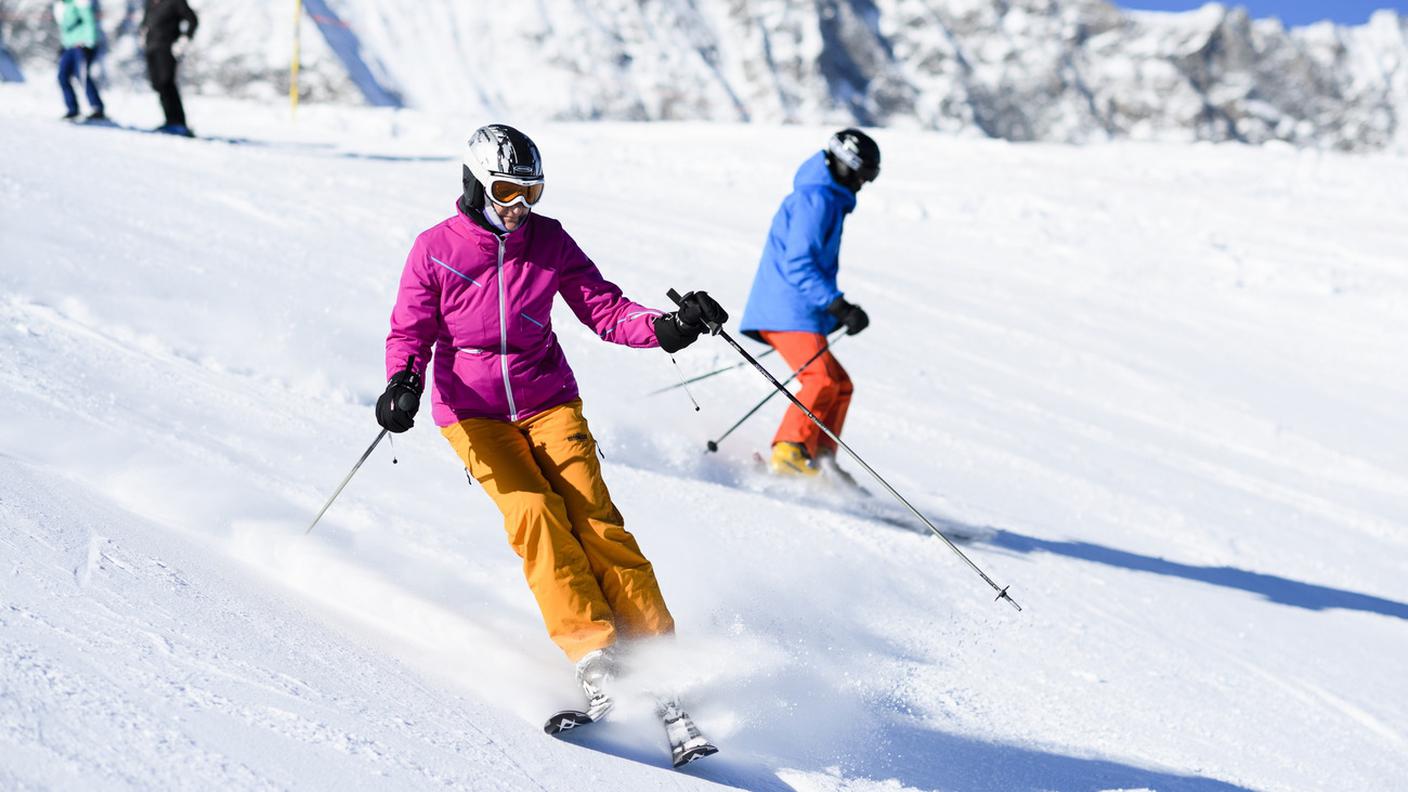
705, 330, 844, 453
305, 428, 388, 534
668, 289, 1022, 612
647, 346, 778, 396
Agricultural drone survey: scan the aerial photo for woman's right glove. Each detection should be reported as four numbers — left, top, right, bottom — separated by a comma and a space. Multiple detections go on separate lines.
653, 290, 729, 353
375, 367, 423, 433
827, 296, 869, 336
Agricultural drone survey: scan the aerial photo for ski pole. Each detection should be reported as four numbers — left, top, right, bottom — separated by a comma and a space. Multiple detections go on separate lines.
306, 356, 417, 535
305, 428, 388, 535
647, 345, 779, 396
705, 330, 844, 452
667, 289, 1022, 612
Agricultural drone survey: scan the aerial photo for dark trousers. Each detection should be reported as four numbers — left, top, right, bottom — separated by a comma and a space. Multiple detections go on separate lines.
58, 47, 103, 116
145, 46, 186, 128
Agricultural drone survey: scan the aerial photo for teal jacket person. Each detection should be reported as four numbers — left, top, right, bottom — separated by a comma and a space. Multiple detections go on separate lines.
54, 0, 99, 49
53, 0, 104, 120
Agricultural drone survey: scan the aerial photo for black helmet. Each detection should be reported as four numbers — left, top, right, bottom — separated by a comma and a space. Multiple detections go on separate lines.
824, 128, 881, 192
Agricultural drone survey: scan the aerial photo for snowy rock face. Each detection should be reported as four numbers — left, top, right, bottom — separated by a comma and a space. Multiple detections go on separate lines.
6, 0, 1406, 150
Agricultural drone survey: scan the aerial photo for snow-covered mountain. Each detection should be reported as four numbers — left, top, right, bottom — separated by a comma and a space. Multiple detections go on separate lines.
3, 0, 1407, 150
3, 79, 1408, 789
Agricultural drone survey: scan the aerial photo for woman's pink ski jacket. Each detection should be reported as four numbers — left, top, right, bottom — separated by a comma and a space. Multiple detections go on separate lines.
386, 205, 664, 427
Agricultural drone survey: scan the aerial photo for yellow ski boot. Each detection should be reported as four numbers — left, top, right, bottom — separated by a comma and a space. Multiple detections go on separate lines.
770, 442, 820, 477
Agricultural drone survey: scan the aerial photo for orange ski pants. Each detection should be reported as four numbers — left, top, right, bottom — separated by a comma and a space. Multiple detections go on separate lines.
441, 399, 674, 662
760, 330, 853, 459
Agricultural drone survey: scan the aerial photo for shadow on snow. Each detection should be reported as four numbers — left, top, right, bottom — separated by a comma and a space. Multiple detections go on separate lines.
842, 722, 1257, 792
643, 452, 1408, 622
554, 715, 1255, 792
794, 730, 1255, 792
985, 529, 1408, 621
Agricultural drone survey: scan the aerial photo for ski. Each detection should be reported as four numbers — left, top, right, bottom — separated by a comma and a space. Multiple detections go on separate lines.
659, 699, 718, 768
544, 689, 613, 735
543, 709, 596, 735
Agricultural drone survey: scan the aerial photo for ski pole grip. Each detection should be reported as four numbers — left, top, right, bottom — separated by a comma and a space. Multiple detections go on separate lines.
666, 288, 723, 336
397, 355, 423, 410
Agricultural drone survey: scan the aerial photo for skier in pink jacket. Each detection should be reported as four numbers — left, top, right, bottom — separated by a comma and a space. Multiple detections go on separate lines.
377, 124, 725, 719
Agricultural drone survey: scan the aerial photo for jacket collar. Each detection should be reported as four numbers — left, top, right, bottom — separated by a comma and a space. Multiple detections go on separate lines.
451, 198, 535, 244
793, 151, 857, 214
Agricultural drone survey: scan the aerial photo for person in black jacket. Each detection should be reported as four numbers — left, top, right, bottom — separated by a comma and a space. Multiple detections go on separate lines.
141, 0, 198, 136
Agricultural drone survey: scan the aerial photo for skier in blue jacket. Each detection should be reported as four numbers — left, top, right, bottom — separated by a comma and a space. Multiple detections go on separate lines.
739, 129, 880, 479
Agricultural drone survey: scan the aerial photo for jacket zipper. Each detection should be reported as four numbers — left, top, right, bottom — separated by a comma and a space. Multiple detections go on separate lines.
495, 237, 519, 421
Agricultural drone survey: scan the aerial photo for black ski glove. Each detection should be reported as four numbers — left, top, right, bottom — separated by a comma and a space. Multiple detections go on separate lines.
653, 290, 729, 353
375, 366, 424, 433
827, 296, 869, 336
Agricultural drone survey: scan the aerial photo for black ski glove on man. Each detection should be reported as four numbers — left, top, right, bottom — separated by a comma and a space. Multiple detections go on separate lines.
375, 367, 423, 433
653, 290, 729, 353
827, 296, 869, 336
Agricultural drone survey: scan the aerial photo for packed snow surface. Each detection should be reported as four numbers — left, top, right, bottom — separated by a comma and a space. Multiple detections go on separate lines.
2, 84, 1407, 791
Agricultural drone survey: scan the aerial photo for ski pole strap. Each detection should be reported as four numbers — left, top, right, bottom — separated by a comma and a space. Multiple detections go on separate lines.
667, 288, 1022, 612
646, 345, 778, 396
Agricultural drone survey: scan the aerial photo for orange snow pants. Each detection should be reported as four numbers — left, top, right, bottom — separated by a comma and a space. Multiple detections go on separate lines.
441, 400, 674, 662
760, 330, 853, 459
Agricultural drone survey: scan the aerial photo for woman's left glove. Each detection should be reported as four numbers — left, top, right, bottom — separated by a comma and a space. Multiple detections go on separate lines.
654, 290, 728, 353
375, 368, 424, 433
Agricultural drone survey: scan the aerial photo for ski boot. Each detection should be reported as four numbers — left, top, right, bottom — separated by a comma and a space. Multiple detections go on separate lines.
574, 647, 617, 721
657, 696, 719, 767
770, 441, 819, 477
815, 448, 869, 495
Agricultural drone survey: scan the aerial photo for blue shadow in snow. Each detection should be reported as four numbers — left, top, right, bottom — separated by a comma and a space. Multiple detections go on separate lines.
302, 0, 403, 107
987, 530, 1408, 621
553, 720, 794, 791
850, 721, 1258, 792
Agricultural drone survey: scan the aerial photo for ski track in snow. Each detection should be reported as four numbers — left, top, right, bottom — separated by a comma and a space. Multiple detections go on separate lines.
3, 83, 1408, 791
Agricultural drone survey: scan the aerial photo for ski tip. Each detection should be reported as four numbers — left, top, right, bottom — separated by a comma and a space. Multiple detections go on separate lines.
543, 709, 593, 735
673, 743, 720, 768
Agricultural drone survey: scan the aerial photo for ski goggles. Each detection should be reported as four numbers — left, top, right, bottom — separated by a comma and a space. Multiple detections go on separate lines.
487, 177, 545, 207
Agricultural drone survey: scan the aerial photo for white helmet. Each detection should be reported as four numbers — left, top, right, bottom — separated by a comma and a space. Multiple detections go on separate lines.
463, 124, 544, 208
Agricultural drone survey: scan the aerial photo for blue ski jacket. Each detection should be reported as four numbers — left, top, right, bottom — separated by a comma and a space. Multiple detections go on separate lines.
739, 150, 856, 339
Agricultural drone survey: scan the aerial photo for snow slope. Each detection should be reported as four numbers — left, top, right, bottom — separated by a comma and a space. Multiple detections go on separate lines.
3, 82, 1408, 791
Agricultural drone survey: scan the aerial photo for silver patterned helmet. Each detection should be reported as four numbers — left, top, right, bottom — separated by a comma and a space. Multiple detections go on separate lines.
463, 124, 545, 208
